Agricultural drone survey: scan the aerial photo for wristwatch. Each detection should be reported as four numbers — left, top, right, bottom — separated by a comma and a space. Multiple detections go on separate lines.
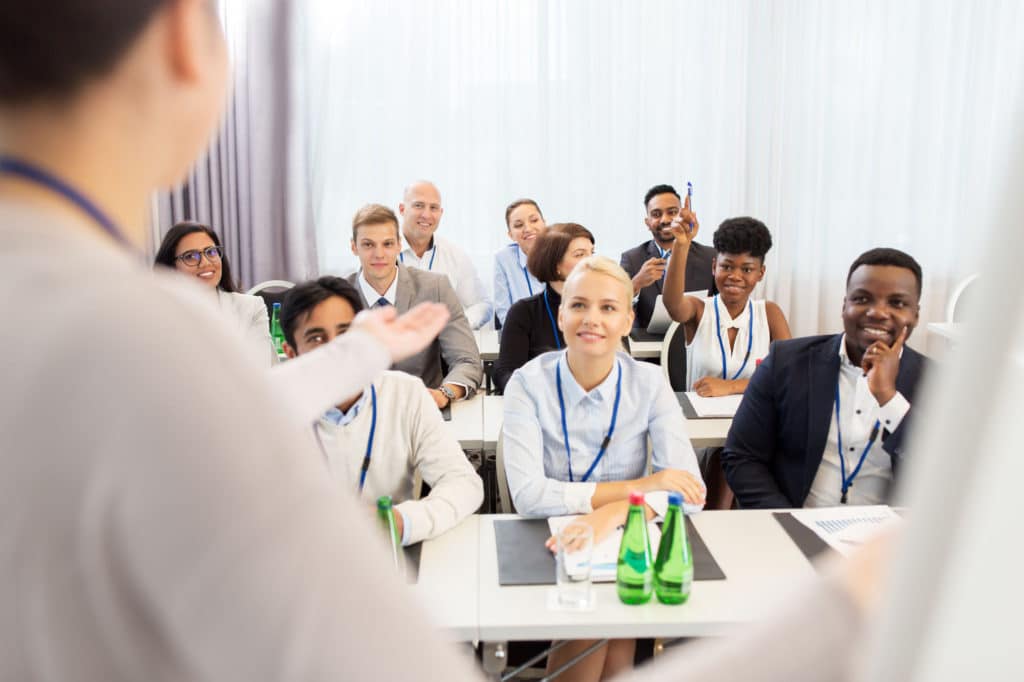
439, 385, 457, 405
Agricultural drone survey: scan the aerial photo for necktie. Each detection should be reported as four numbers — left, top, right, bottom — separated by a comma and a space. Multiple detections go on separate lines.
376, 297, 391, 308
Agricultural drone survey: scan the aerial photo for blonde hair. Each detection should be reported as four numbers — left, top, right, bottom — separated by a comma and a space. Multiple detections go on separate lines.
562, 255, 634, 308
351, 203, 400, 242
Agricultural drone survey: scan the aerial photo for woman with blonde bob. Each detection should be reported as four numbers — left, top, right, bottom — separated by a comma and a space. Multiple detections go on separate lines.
502, 255, 706, 681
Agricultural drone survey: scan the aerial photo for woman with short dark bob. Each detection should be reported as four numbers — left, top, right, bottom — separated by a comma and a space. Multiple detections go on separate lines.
492, 223, 595, 392
154, 220, 276, 365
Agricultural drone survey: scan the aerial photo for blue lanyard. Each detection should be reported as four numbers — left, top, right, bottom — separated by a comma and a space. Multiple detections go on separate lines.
833, 381, 880, 504
556, 358, 623, 483
357, 385, 378, 493
399, 244, 437, 270
714, 296, 754, 380
0, 156, 134, 251
656, 244, 671, 283
542, 288, 561, 350
517, 245, 534, 296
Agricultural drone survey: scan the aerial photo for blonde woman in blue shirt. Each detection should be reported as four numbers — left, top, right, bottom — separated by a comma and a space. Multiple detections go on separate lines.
503, 255, 706, 682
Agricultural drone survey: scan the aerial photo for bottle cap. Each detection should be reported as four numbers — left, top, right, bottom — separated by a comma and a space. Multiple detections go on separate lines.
376, 495, 393, 510
667, 492, 683, 507
273, 301, 281, 309
629, 491, 645, 506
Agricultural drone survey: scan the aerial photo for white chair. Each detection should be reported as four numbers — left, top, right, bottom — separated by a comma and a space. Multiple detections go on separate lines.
946, 274, 979, 323
245, 279, 295, 296
660, 321, 689, 392
495, 427, 514, 514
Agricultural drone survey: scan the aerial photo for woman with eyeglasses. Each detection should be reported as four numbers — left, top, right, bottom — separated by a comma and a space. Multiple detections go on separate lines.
154, 221, 276, 365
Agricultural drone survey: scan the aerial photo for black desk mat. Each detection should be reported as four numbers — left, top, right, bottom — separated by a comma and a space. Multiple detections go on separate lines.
494, 517, 726, 586
630, 329, 666, 343
772, 512, 836, 561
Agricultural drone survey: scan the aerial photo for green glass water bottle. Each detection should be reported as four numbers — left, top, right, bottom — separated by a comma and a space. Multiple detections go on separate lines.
654, 492, 693, 604
270, 302, 285, 355
376, 495, 401, 570
617, 491, 654, 605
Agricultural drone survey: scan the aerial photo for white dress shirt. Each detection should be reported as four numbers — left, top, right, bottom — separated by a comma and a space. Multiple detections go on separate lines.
0, 201, 482, 681
493, 243, 545, 325
687, 296, 771, 389
502, 350, 704, 517
805, 335, 910, 507
400, 234, 493, 329
315, 371, 483, 545
357, 270, 399, 308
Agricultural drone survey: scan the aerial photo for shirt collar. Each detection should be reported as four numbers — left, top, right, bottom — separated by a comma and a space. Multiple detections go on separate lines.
655, 243, 672, 259
322, 387, 371, 426
557, 352, 621, 409
358, 270, 398, 306
714, 295, 751, 331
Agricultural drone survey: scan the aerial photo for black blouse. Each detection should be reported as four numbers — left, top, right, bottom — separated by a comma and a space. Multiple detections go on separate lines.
493, 288, 565, 393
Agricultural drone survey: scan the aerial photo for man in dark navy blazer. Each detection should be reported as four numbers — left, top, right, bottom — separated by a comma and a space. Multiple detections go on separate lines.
722, 248, 928, 509
620, 184, 716, 329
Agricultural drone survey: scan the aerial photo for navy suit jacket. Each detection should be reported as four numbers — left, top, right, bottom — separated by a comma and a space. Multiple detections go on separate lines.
722, 333, 928, 509
619, 239, 716, 329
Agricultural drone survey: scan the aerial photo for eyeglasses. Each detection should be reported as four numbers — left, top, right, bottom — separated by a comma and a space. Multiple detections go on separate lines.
175, 246, 224, 267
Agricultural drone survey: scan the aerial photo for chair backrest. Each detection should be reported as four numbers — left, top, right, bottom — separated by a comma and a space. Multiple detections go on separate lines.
495, 426, 514, 514
246, 279, 296, 295
660, 321, 688, 392
246, 280, 296, 321
946, 273, 979, 323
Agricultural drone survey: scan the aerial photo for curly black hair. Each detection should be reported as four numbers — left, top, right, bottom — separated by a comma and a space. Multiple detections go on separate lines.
712, 217, 773, 260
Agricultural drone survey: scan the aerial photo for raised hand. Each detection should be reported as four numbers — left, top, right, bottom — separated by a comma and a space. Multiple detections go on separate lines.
862, 326, 907, 406
668, 193, 700, 245
351, 302, 450, 364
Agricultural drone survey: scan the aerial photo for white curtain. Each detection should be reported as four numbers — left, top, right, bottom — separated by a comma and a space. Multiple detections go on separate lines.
293, 0, 1023, 342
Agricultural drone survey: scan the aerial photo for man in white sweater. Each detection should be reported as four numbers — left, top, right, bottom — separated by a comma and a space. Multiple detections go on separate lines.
281, 276, 484, 544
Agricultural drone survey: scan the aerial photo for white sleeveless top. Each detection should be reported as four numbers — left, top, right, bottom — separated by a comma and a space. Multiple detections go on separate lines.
686, 296, 771, 390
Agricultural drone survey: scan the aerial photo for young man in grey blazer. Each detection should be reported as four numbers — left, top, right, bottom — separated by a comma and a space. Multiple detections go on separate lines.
346, 203, 482, 409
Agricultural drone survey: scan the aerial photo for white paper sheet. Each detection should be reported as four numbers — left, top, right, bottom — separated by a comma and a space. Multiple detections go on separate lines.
685, 391, 744, 417
789, 505, 902, 556
548, 515, 662, 582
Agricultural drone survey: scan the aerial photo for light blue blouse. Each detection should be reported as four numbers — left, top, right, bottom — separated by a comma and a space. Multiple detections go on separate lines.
493, 243, 545, 326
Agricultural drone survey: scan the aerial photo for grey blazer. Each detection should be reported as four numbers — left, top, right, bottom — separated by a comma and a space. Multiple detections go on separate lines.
346, 266, 482, 394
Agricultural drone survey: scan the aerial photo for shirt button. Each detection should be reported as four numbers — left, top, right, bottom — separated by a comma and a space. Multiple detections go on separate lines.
856, 409, 862, 415
849, 447, 856, 452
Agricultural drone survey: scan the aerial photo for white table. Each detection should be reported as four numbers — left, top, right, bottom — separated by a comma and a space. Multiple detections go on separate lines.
476, 329, 500, 362
449, 394, 484, 450
412, 515, 480, 641
480, 395, 729, 450
475, 511, 815, 642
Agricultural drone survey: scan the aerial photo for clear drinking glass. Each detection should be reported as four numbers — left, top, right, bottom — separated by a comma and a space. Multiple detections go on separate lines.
555, 522, 594, 609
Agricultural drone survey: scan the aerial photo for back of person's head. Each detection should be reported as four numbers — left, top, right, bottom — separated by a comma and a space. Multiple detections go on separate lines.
847, 247, 923, 297
504, 198, 543, 226
280, 276, 365, 350
153, 221, 238, 293
563, 255, 634, 308
527, 223, 596, 283
713, 217, 773, 261
0, 1, 165, 104
351, 203, 400, 242
643, 184, 680, 209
